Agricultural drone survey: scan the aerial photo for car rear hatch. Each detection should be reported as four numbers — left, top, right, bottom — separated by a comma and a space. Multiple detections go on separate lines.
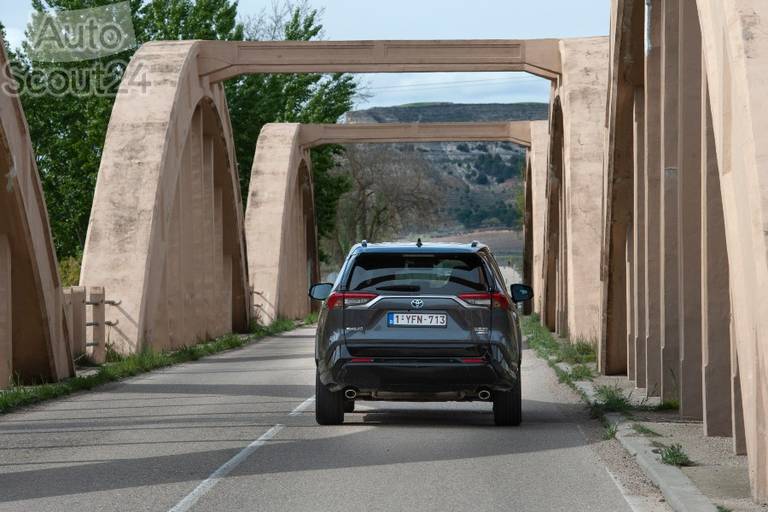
337, 251, 492, 360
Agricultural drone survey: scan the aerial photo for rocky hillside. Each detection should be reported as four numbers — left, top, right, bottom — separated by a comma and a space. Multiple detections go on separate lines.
342, 102, 549, 234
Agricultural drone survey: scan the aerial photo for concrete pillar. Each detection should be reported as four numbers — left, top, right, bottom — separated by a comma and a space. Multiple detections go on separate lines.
89, 287, 106, 364
676, 0, 703, 419
626, 227, 635, 380
644, 0, 662, 397
731, 327, 746, 455
701, 78, 732, 436
659, 0, 680, 402
0, 235, 11, 389
70, 287, 87, 358
633, 88, 647, 388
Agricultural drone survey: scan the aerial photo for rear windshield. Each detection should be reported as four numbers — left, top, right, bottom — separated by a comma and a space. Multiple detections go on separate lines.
346, 253, 489, 294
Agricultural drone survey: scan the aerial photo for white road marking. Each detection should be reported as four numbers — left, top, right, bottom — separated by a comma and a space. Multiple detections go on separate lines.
289, 396, 316, 416
168, 396, 315, 512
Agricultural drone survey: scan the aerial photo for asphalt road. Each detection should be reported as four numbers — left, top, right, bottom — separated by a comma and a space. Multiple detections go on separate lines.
0, 327, 661, 511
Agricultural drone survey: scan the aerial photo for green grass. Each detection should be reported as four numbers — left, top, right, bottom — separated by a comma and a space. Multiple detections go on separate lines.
522, 315, 596, 365
659, 443, 693, 467
717, 506, 733, 512
632, 423, 662, 437
0, 316, 310, 415
590, 384, 633, 417
654, 399, 680, 411
602, 423, 618, 440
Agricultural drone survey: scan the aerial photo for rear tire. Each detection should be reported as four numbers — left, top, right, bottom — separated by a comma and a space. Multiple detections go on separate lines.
315, 372, 344, 425
343, 399, 355, 413
493, 378, 522, 426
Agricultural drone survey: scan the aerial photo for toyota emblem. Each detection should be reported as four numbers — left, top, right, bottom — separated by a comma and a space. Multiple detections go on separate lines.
411, 299, 424, 309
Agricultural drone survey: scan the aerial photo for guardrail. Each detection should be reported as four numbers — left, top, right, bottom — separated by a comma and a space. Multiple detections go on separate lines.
63, 286, 121, 364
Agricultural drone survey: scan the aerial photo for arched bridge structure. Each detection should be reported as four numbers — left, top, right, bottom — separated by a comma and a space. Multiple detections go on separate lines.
0, 39, 74, 388
81, 38, 564, 347
246, 121, 533, 323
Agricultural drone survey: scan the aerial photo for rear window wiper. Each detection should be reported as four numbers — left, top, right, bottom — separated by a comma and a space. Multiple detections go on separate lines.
375, 285, 421, 292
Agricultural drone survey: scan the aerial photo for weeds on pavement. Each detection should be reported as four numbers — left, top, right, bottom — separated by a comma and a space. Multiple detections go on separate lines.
602, 423, 618, 440
632, 423, 662, 437
659, 443, 693, 467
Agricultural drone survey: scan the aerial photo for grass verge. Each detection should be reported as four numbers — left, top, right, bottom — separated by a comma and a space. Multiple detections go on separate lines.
522, 315, 596, 386
0, 316, 313, 415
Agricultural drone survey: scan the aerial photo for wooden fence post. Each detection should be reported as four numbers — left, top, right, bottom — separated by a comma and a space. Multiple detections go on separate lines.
70, 287, 86, 357
89, 287, 106, 364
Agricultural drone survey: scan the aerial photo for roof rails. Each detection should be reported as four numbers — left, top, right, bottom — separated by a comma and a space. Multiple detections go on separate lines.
361, 240, 368, 247
416, 238, 423, 248
471, 240, 479, 248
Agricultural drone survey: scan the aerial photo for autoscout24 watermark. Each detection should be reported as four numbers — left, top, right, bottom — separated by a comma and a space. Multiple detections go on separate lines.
27, 2, 136, 62
2, 2, 148, 98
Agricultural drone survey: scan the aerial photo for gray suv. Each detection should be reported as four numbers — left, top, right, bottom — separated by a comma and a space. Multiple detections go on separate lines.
309, 241, 533, 426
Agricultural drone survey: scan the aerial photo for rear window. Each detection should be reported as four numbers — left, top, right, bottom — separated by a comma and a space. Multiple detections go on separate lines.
346, 253, 489, 294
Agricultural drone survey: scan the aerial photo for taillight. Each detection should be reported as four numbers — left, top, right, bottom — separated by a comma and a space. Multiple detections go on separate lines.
459, 292, 510, 310
326, 292, 378, 310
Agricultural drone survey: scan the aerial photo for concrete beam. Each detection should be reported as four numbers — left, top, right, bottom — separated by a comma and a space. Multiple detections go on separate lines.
644, 0, 663, 398
696, 0, 768, 498
700, 75, 731, 437
659, 0, 681, 402
530, 121, 550, 317
298, 122, 532, 148
633, 87, 647, 387
601, 1, 643, 374
196, 39, 562, 82
559, 37, 609, 344
677, 0, 703, 419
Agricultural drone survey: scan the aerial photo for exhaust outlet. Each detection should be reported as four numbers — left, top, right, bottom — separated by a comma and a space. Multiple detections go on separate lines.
478, 389, 491, 401
344, 388, 358, 400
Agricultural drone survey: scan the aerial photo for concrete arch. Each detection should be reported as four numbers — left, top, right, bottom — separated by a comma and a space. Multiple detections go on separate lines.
0, 40, 74, 386
80, 41, 250, 354
245, 123, 318, 324
529, 121, 550, 318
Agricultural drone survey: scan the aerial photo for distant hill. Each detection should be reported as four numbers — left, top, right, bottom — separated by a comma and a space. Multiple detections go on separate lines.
341, 102, 549, 234
345, 102, 549, 124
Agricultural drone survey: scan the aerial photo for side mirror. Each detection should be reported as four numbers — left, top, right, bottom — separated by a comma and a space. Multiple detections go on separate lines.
510, 284, 534, 303
309, 283, 334, 301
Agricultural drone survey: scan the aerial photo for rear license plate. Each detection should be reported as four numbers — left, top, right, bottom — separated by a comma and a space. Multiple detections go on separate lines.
387, 312, 447, 327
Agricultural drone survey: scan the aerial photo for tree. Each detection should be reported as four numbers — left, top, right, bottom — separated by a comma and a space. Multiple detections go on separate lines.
11, 0, 357, 260
326, 145, 447, 263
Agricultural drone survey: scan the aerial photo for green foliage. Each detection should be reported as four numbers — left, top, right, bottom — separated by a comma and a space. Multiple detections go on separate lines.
0, 318, 298, 414
13, 1, 357, 261
58, 254, 81, 287
655, 399, 680, 411
457, 200, 520, 230
474, 153, 521, 183
659, 443, 693, 467
568, 364, 595, 381
456, 143, 470, 153
591, 385, 632, 416
602, 423, 618, 440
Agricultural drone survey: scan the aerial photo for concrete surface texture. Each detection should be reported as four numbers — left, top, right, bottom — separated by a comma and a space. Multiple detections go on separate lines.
0, 39, 74, 388
196, 39, 563, 81
529, 120, 550, 317
79, 41, 251, 354
245, 124, 318, 323
0, 328, 671, 512
540, 37, 608, 342
593, 0, 768, 502
298, 121, 532, 148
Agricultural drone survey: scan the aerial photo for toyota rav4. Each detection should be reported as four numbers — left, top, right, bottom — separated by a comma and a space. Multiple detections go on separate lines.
309, 241, 533, 426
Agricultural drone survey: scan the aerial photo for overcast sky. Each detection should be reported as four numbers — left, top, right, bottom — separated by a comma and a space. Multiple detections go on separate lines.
1, 0, 609, 108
